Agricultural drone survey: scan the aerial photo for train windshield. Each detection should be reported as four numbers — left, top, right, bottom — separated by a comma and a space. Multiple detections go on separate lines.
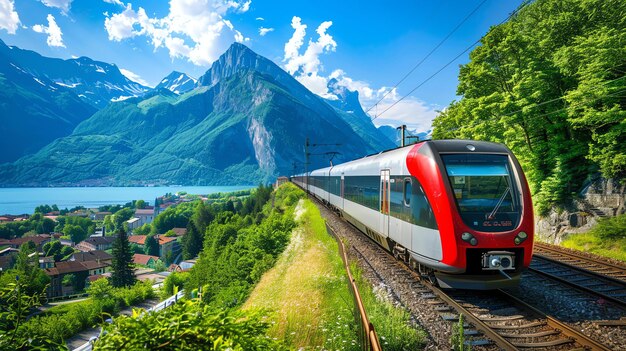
442, 154, 520, 232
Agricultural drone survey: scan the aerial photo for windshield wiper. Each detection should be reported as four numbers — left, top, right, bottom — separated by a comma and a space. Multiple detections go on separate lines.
487, 187, 510, 220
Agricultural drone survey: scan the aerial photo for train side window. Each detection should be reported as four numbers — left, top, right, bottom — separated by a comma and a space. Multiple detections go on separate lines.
403, 178, 412, 207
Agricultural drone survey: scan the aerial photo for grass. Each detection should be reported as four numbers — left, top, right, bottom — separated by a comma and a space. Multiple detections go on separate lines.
560, 214, 626, 263
561, 232, 626, 262
243, 199, 357, 350
352, 262, 427, 350
244, 196, 426, 350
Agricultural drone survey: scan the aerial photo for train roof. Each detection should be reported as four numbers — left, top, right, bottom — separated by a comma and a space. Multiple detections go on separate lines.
299, 139, 511, 176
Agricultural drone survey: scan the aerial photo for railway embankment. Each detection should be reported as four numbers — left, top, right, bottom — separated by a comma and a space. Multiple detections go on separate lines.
244, 195, 426, 350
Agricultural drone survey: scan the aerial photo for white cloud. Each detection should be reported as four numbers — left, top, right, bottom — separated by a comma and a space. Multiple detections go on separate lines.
103, 0, 124, 5
282, 16, 336, 98
40, 0, 72, 14
120, 68, 152, 87
282, 17, 436, 131
32, 14, 65, 48
255, 17, 264, 21
0, 0, 20, 34
104, 0, 251, 66
258, 26, 273, 36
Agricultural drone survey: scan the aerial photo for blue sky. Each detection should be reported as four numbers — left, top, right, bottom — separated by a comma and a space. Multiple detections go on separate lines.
0, 0, 523, 131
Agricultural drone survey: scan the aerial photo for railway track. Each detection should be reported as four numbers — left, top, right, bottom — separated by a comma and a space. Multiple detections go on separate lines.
533, 243, 626, 282
351, 242, 614, 350
313, 203, 614, 350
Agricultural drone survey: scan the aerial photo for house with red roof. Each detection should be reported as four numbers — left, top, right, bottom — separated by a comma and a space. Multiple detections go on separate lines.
133, 253, 161, 268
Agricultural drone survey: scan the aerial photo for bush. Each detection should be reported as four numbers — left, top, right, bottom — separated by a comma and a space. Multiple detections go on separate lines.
590, 214, 626, 240
161, 272, 189, 299
93, 299, 285, 350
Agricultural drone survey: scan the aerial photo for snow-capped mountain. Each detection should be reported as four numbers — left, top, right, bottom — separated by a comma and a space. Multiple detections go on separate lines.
155, 71, 197, 94
0, 39, 150, 108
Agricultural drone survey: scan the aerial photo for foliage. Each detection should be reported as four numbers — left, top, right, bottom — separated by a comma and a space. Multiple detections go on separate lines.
43, 240, 75, 261
0, 245, 50, 300
0, 213, 59, 239
34, 204, 60, 214
110, 229, 136, 287
451, 314, 469, 351
0, 277, 63, 350
63, 224, 87, 244
352, 263, 426, 350
161, 271, 190, 299
185, 184, 300, 308
151, 201, 196, 234
431, 0, 626, 213
561, 214, 626, 262
144, 234, 160, 256
20, 279, 154, 345
93, 299, 285, 350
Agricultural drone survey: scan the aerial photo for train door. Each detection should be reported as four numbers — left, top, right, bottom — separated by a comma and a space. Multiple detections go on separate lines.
380, 170, 390, 237
340, 173, 345, 210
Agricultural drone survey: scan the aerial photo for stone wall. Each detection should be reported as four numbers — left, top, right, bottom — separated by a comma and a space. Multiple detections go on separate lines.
535, 177, 625, 244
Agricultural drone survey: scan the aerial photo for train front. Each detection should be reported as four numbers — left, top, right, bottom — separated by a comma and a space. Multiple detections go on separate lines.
408, 140, 534, 289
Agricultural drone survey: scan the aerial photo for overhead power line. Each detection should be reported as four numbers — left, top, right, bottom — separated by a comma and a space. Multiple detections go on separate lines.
365, 0, 490, 115
372, 0, 531, 122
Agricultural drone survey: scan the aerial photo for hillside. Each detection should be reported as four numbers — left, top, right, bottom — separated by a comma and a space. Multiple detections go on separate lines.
0, 41, 96, 164
0, 44, 389, 186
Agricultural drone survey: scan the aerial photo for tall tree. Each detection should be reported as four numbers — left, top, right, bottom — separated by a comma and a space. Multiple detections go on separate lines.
144, 235, 160, 257
182, 223, 202, 260
110, 229, 136, 287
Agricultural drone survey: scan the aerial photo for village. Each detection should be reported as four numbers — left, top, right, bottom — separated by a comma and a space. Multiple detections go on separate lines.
0, 192, 206, 299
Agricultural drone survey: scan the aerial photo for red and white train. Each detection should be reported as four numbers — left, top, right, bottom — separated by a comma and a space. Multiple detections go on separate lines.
292, 139, 534, 289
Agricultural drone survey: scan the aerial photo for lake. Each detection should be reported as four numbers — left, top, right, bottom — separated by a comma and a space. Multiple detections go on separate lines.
0, 186, 254, 215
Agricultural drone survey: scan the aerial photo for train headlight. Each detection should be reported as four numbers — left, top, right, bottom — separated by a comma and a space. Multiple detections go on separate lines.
514, 231, 528, 245
461, 232, 478, 246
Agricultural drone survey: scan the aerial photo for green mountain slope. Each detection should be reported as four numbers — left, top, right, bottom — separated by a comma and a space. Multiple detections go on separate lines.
0, 46, 96, 164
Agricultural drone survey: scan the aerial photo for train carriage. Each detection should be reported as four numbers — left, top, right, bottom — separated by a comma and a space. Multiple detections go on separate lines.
292, 139, 534, 289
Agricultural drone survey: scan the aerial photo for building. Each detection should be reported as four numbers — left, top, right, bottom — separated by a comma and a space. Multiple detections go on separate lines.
38, 256, 55, 269
128, 235, 147, 249
275, 176, 289, 188
75, 236, 115, 252
92, 212, 112, 221
171, 228, 187, 237
157, 236, 177, 258
179, 259, 197, 270
45, 260, 109, 297
126, 217, 141, 231
133, 254, 161, 268
4, 234, 52, 250
0, 247, 18, 271
70, 250, 113, 265
134, 209, 155, 226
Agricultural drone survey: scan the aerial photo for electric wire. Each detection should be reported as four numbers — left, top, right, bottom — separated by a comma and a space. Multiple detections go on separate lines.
364, 0, 490, 115
371, 0, 530, 122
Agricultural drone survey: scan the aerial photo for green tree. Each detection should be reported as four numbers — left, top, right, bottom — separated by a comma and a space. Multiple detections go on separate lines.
134, 200, 146, 209
63, 224, 87, 244
182, 223, 202, 260
110, 229, 136, 288
144, 235, 159, 257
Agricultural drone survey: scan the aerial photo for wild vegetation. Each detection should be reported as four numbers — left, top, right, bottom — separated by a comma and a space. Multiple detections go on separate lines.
432, 0, 626, 214
1, 278, 154, 349
562, 214, 626, 262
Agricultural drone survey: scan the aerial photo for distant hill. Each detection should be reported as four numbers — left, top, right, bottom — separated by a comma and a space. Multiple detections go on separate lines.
0, 40, 96, 164
0, 43, 392, 186
155, 71, 197, 95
